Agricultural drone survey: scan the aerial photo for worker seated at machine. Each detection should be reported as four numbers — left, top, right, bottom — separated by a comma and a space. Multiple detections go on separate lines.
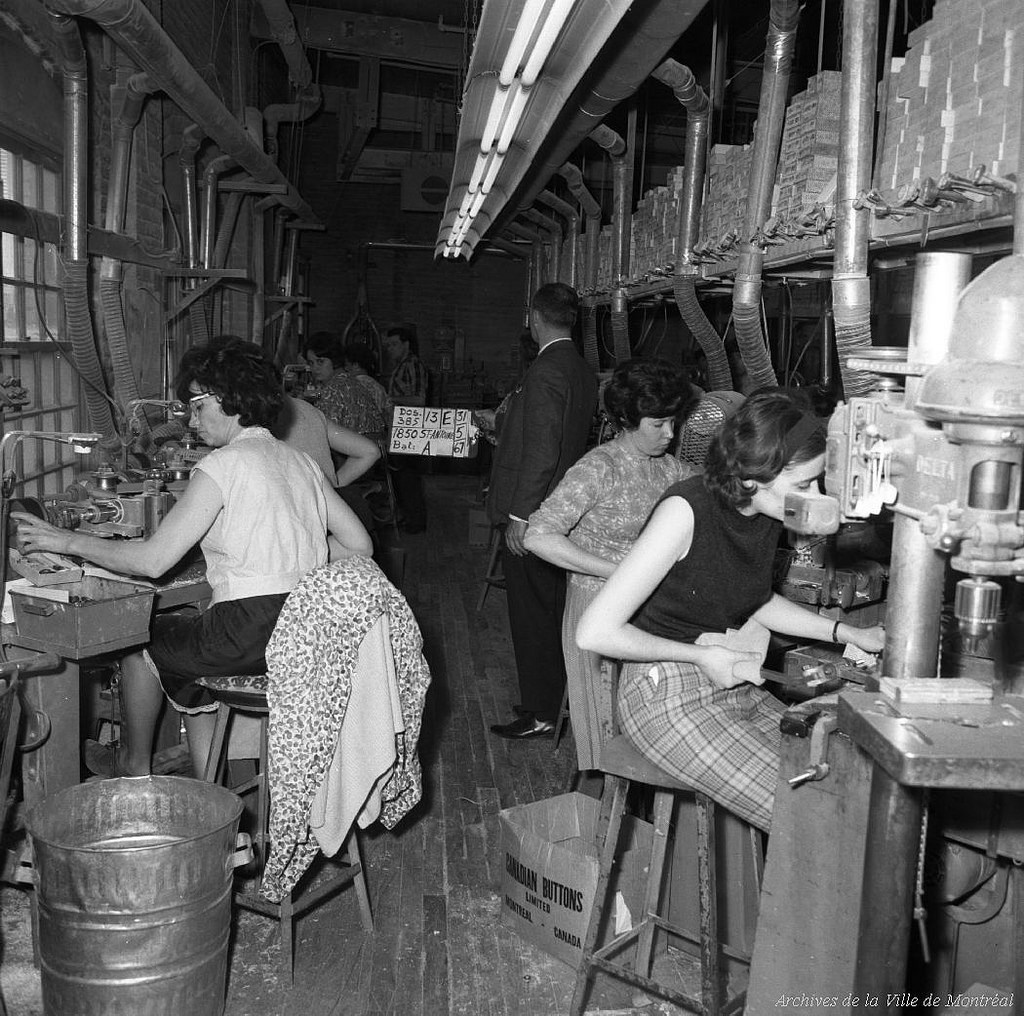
13, 338, 372, 780
577, 390, 885, 831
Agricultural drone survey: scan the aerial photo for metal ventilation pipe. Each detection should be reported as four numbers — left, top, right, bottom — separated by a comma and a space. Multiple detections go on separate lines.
653, 59, 733, 391
179, 124, 203, 271
514, 1, 711, 216
201, 155, 236, 271
46, 0, 318, 223
258, 0, 313, 88
537, 190, 579, 289
590, 124, 632, 362
100, 72, 152, 420
831, 0, 881, 400
556, 164, 601, 368
50, 11, 116, 439
731, 0, 801, 390
557, 162, 600, 290
264, 90, 322, 162
506, 221, 547, 285
523, 208, 563, 284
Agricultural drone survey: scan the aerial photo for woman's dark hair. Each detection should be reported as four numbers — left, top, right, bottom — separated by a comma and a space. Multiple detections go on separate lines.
302, 330, 345, 367
175, 337, 284, 428
603, 357, 697, 431
343, 342, 378, 375
704, 389, 826, 508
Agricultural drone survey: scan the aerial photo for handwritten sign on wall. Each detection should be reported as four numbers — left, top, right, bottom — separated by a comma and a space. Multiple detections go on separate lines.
389, 406, 479, 458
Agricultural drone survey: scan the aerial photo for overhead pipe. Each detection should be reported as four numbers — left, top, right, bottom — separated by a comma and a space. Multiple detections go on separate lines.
510, 1, 711, 219
46, 0, 318, 223
731, 0, 802, 391
201, 155, 237, 271
522, 208, 563, 284
50, 12, 117, 439
484, 238, 529, 259
505, 220, 547, 286
556, 164, 601, 369
831, 0, 881, 400
100, 72, 153, 427
591, 124, 632, 363
263, 89, 322, 163
178, 124, 203, 272
538, 190, 579, 290
557, 161, 601, 290
653, 58, 733, 391
257, 0, 313, 89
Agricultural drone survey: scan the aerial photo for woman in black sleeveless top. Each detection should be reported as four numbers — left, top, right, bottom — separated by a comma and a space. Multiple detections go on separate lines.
577, 391, 884, 830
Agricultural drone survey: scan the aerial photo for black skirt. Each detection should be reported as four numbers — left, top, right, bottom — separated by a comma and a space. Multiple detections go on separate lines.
148, 593, 288, 709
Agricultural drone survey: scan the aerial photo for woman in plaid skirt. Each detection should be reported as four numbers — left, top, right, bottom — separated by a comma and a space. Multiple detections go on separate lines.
576, 390, 884, 830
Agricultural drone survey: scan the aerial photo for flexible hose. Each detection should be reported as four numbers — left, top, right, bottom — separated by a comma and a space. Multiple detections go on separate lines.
64, 261, 116, 436
610, 305, 631, 363
189, 301, 211, 347
100, 278, 143, 419
582, 307, 599, 371
730, 0, 800, 388
673, 277, 733, 390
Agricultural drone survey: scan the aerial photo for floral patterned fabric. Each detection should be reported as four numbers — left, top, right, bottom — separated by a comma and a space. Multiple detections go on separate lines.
527, 439, 693, 593
261, 554, 431, 901
317, 370, 389, 440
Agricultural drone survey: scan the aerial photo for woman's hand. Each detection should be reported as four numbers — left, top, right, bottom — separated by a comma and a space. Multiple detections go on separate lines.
11, 513, 74, 557
697, 645, 765, 690
843, 623, 885, 654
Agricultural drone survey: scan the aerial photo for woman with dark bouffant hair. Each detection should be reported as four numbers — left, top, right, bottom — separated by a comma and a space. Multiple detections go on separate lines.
577, 389, 884, 831
524, 357, 698, 772
15, 339, 373, 780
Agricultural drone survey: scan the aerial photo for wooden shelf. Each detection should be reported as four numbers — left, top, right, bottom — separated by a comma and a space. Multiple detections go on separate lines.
586, 192, 1016, 305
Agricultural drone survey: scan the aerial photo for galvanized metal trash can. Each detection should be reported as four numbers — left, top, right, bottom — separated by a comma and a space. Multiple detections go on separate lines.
25, 775, 249, 1016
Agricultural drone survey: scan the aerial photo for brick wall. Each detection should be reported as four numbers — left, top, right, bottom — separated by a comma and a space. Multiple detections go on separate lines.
296, 113, 529, 381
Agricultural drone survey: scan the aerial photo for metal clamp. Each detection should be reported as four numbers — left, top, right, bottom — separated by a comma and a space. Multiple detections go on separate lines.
787, 711, 840, 787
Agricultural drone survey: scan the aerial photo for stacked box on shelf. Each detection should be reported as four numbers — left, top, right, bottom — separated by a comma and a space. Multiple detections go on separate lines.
876, 0, 1022, 192
773, 70, 841, 220
699, 143, 752, 248
629, 166, 685, 277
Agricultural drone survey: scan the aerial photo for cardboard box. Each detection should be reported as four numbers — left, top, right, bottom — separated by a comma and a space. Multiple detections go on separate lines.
498, 791, 655, 968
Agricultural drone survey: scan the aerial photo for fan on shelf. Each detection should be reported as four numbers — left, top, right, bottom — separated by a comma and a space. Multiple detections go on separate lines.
677, 390, 746, 469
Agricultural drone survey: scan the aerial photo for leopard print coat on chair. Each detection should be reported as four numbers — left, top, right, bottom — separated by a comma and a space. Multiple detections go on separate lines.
261, 553, 430, 901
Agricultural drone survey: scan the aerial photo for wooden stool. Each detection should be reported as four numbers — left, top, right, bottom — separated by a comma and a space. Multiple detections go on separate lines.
569, 735, 760, 1016
199, 675, 373, 980
476, 524, 506, 611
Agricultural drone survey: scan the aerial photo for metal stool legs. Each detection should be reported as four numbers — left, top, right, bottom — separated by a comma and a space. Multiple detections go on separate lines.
569, 774, 736, 1016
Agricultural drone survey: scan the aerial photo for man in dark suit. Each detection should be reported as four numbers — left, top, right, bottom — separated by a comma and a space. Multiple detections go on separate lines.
487, 283, 598, 739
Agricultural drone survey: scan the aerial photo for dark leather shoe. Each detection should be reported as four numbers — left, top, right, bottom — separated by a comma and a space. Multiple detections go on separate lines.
490, 716, 555, 739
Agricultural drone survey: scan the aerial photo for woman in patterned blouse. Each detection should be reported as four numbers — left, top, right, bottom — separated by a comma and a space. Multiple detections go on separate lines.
524, 358, 698, 772
303, 331, 388, 440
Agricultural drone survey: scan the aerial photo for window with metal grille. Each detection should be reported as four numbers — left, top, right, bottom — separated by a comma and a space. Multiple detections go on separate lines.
1, 145, 81, 497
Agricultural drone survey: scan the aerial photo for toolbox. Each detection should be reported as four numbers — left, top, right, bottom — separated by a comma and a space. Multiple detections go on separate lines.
10, 576, 155, 659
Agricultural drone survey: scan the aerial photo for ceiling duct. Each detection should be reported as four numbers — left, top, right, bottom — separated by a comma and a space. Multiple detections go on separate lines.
46, 0, 319, 224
